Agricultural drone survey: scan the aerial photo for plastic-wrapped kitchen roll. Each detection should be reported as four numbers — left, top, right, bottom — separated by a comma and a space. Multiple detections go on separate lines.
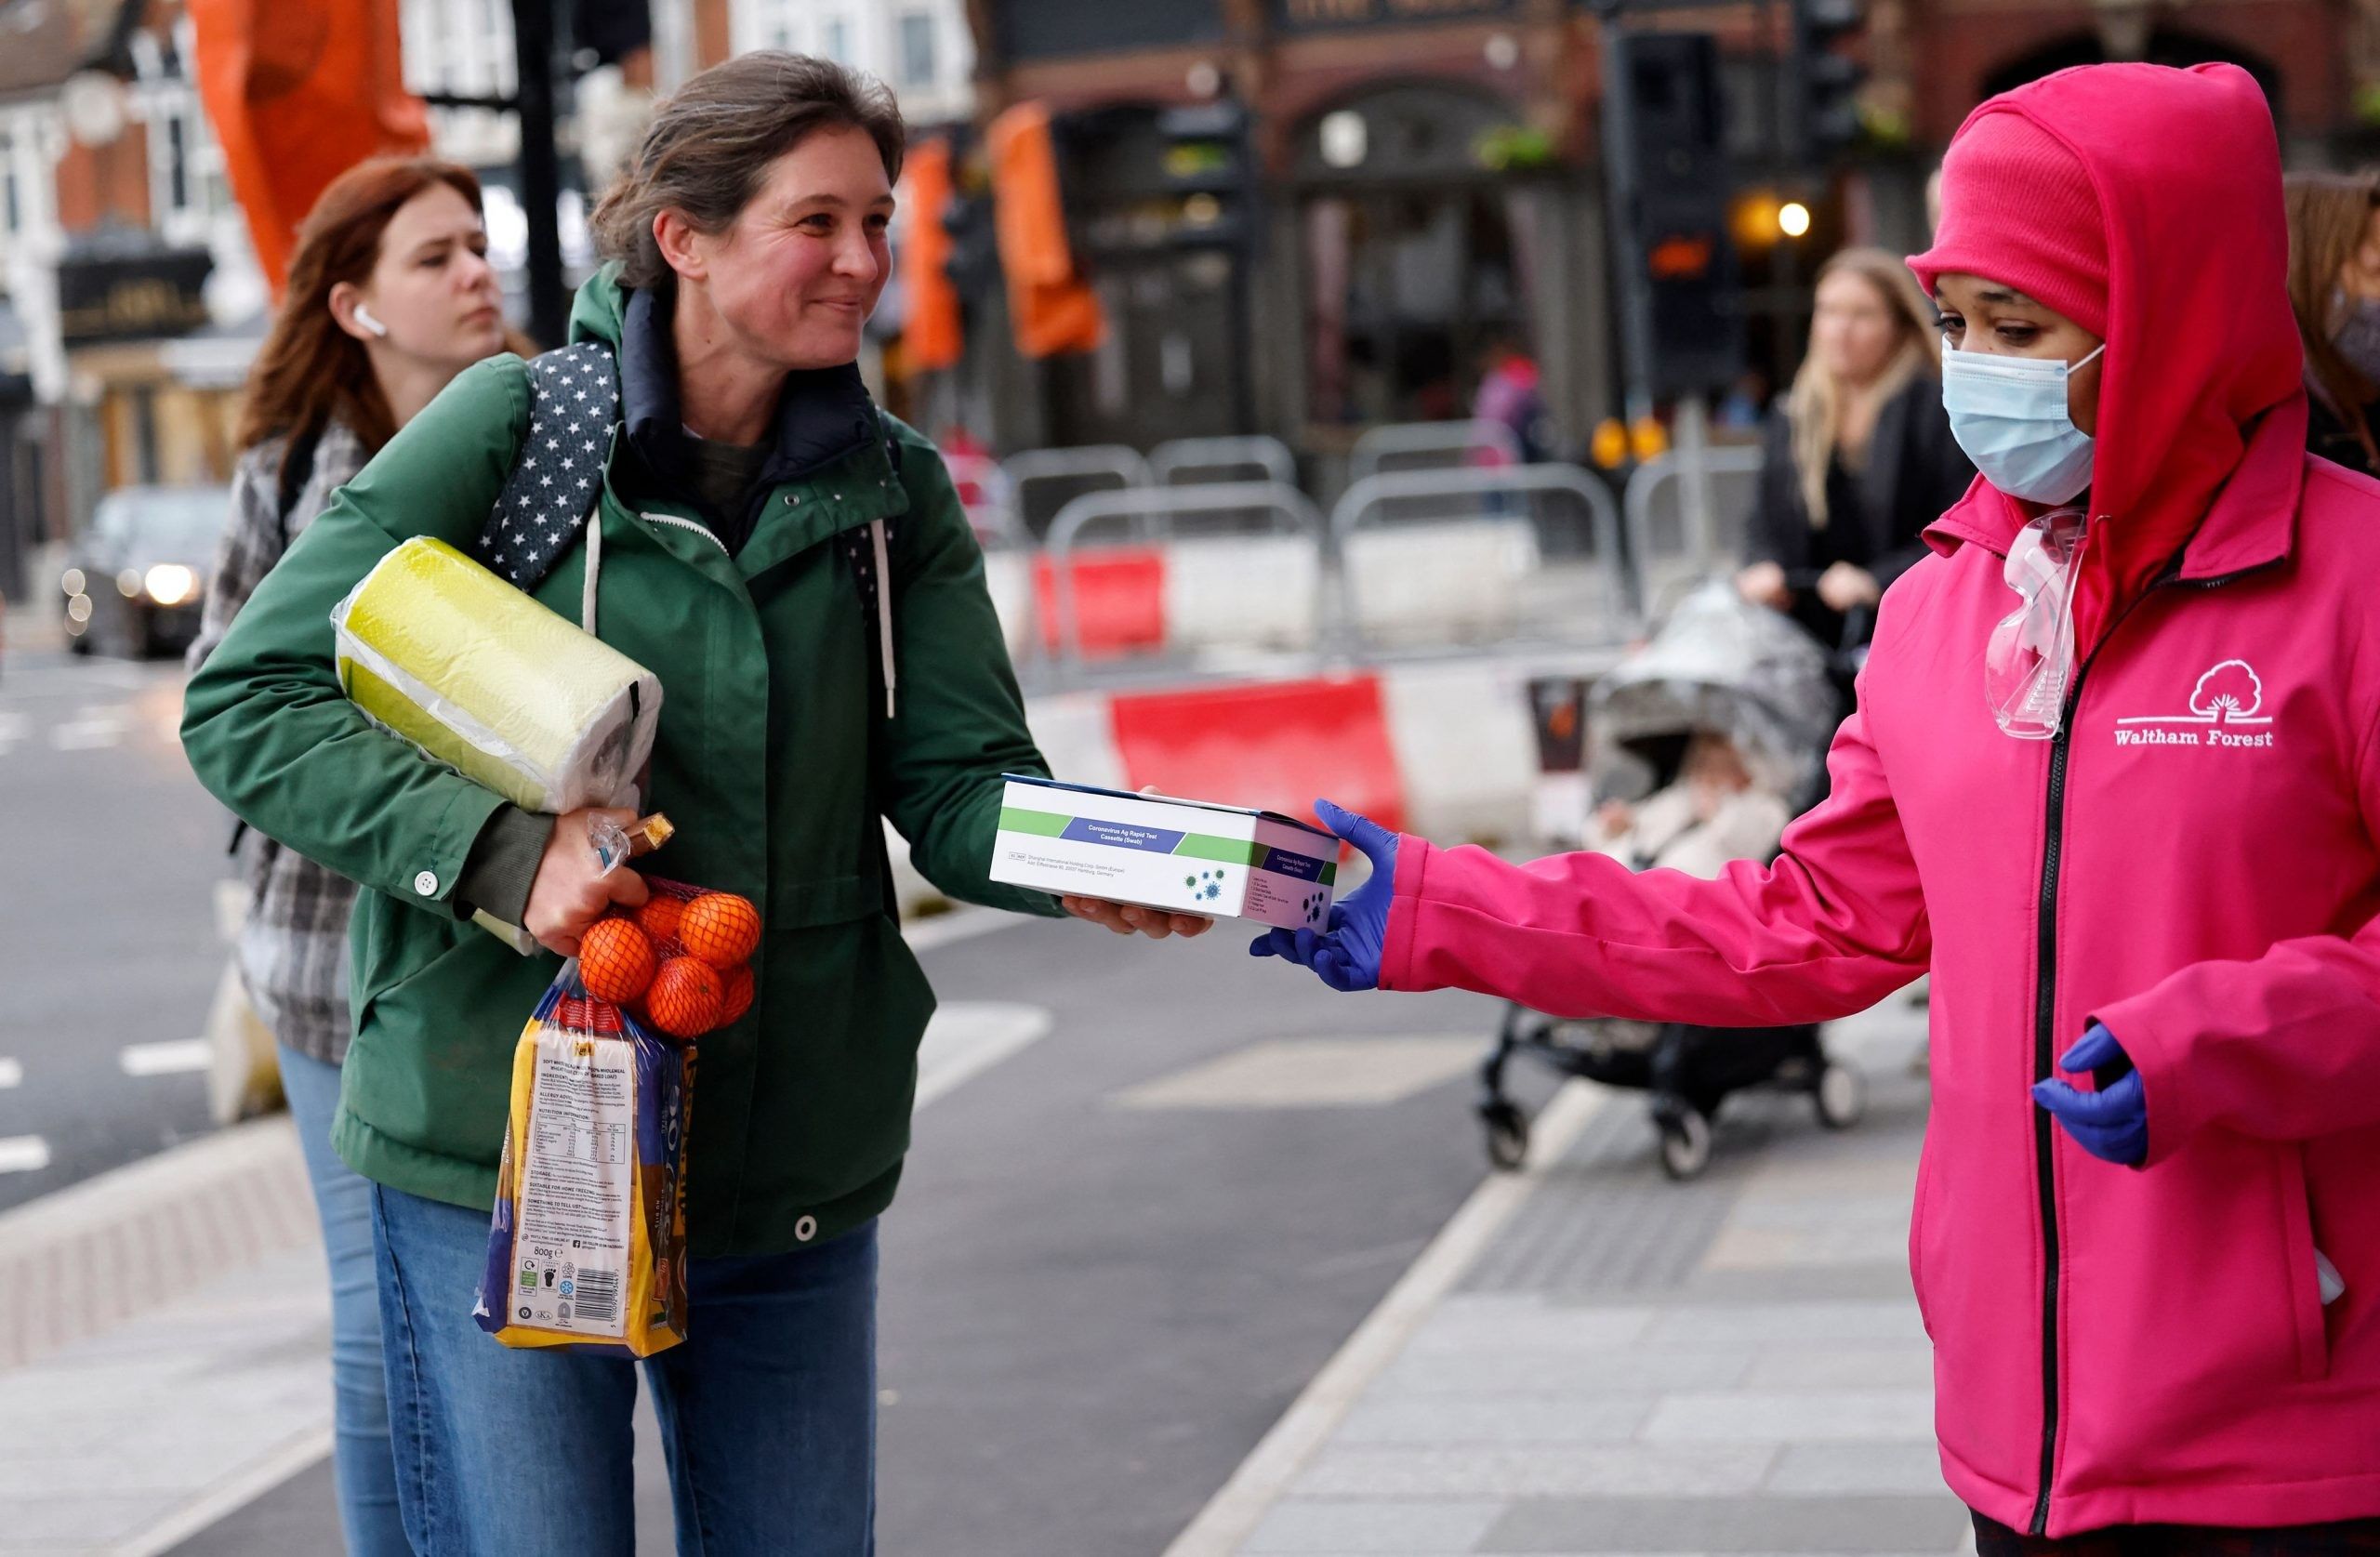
334, 535, 661, 817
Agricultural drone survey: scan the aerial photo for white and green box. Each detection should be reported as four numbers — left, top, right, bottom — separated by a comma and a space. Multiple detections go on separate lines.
991, 776, 1338, 930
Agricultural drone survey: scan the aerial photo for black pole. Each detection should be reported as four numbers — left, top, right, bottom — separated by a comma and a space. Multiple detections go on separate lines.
513, 0, 567, 350
1595, 4, 1655, 426
1229, 114, 1260, 436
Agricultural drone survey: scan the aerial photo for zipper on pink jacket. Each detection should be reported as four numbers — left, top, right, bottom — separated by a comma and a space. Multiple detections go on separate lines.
2029, 667, 2082, 1537
2023, 546, 2281, 1537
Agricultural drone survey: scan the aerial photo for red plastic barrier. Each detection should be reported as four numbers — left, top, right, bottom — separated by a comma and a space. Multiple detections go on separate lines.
1034, 550, 1168, 658
1106, 674, 1408, 836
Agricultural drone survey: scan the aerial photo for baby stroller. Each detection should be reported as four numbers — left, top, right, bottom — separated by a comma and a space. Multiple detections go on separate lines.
1477, 581, 1870, 1180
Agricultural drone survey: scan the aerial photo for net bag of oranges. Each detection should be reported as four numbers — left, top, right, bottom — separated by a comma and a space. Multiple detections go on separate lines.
476, 826, 760, 1356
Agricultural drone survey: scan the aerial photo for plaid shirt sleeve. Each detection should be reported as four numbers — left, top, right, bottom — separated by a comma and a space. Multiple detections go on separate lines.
188, 432, 370, 1065
187, 442, 289, 676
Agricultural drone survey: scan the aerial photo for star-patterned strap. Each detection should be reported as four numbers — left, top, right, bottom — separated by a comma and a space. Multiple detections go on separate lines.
474, 340, 622, 593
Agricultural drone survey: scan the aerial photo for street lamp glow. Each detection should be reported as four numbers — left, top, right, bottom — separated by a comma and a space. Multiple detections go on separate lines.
1778, 201, 1812, 239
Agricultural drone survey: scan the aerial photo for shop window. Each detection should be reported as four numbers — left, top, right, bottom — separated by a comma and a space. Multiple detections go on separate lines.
1302, 186, 1534, 429
823, 16, 851, 63
733, 0, 802, 53
899, 14, 937, 87
403, 0, 516, 98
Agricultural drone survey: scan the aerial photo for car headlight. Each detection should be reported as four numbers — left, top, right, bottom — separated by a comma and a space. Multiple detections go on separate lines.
144, 564, 196, 606
60, 567, 84, 597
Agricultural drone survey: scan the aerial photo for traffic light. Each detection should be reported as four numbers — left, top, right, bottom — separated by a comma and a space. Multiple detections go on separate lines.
573, 0, 652, 67
1157, 100, 1251, 250
1608, 32, 1744, 401
941, 188, 999, 299
1790, 0, 1867, 162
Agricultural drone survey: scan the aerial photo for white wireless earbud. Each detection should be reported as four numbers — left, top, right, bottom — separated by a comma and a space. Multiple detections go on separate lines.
352, 303, 390, 338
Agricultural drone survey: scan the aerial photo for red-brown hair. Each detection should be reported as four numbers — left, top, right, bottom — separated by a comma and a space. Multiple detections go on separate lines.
237, 156, 531, 456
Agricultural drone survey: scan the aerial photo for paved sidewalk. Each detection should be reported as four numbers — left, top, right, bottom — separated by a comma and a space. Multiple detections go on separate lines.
1174, 992, 1968, 1557
0, 965, 1051, 1557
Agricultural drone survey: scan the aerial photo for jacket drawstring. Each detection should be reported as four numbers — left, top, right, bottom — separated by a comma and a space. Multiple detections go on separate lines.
581, 502, 603, 634
871, 518, 896, 719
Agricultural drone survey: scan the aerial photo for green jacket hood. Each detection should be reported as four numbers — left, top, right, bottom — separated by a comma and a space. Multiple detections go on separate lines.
566, 261, 632, 350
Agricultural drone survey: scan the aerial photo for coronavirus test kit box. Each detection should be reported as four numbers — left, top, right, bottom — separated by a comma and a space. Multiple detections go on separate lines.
990, 776, 1339, 930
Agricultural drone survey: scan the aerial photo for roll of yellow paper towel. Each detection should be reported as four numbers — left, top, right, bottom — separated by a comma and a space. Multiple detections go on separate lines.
333, 536, 662, 818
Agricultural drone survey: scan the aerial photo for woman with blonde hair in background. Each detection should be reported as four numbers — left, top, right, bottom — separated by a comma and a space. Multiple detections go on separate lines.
188, 154, 524, 1557
1738, 246, 1976, 653
2282, 169, 2380, 478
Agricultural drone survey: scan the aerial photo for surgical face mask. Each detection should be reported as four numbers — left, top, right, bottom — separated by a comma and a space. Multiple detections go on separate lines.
2333, 289, 2380, 386
1941, 338, 2106, 506
1985, 506, 2089, 740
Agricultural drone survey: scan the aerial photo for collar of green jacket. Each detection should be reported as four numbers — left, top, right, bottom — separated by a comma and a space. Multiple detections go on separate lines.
569, 265, 880, 554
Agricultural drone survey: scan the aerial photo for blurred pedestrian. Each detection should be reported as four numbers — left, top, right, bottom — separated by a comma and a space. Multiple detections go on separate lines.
1737, 247, 1975, 651
1265, 63, 2380, 1550
186, 154, 519, 1557
182, 54, 1201, 1556
1471, 331, 1550, 464
2282, 170, 2380, 477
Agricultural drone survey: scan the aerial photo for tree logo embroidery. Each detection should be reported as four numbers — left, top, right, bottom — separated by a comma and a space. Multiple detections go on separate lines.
2112, 659, 2275, 748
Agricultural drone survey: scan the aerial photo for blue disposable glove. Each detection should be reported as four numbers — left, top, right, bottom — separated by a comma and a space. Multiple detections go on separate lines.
2031, 1023, 2148, 1167
1249, 798, 1397, 992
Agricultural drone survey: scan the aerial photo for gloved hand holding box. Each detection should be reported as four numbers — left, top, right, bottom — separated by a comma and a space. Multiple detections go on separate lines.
990, 776, 1337, 930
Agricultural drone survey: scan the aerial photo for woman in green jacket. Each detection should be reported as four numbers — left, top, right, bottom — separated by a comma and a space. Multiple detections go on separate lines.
181, 53, 1201, 1555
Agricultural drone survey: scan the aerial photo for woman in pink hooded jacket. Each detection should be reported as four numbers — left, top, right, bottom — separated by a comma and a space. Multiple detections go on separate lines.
1260, 63, 2380, 1551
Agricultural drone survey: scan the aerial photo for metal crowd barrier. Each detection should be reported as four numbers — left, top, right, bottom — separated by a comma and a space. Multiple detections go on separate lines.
1622, 445, 1764, 618
1346, 419, 1523, 487
1042, 480, 1327, 670
1329, 463, 1633, 652
1147, 435, 1299, 488
1003, 445, 1155, 534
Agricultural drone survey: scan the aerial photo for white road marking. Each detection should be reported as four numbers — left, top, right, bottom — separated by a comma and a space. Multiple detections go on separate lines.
901, 905, 1025, 955
0, 712, 27, 752
1111, 1036, 1485, 1111
0, 1136, 51, 1173
0, 1059, 20, 1089
914, 1002, 1054, 1110
51, 706, 131, 750
119, 1039, 213, 1077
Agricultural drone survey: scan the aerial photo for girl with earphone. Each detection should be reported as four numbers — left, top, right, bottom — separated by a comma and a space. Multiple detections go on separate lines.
186, 156, 526, 1557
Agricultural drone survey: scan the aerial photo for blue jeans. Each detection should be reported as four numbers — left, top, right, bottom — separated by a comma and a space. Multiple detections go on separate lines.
278, 1044, 413, 1557
372, 1184, 879, 1556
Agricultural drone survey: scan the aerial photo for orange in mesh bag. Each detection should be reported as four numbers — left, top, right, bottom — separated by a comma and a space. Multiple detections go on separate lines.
572, 876, 761, 1039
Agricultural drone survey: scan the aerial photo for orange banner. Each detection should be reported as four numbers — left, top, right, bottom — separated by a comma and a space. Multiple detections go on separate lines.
898, 136, 962, 375
190, 0, 430, 294
985, 101, 1105, 360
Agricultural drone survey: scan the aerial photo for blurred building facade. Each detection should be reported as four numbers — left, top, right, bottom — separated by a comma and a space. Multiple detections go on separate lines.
0, 0, 263, 601
945, 0, 2370, 463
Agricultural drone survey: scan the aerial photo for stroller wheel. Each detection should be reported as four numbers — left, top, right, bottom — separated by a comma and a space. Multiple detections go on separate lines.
1815, 1062, 1867, 1130
1480, 1102, 1531, 1171
1657, 1109, 1713, 1181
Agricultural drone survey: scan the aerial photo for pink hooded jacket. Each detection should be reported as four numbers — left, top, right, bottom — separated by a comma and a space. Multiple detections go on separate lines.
1380, 65, 2380, 1535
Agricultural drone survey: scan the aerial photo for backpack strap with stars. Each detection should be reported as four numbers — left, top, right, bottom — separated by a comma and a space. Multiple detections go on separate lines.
474, 341, 621, 593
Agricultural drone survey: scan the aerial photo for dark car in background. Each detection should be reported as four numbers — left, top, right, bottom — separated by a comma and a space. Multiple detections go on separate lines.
60, 486, 231, 658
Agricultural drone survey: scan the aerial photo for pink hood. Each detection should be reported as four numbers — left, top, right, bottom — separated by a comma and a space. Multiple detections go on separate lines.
1382, 65, 2380, 1536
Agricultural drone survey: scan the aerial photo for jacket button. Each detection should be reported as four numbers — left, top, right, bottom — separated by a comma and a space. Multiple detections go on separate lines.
795, 1215, 817, 1243
414, 871, 439, 897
